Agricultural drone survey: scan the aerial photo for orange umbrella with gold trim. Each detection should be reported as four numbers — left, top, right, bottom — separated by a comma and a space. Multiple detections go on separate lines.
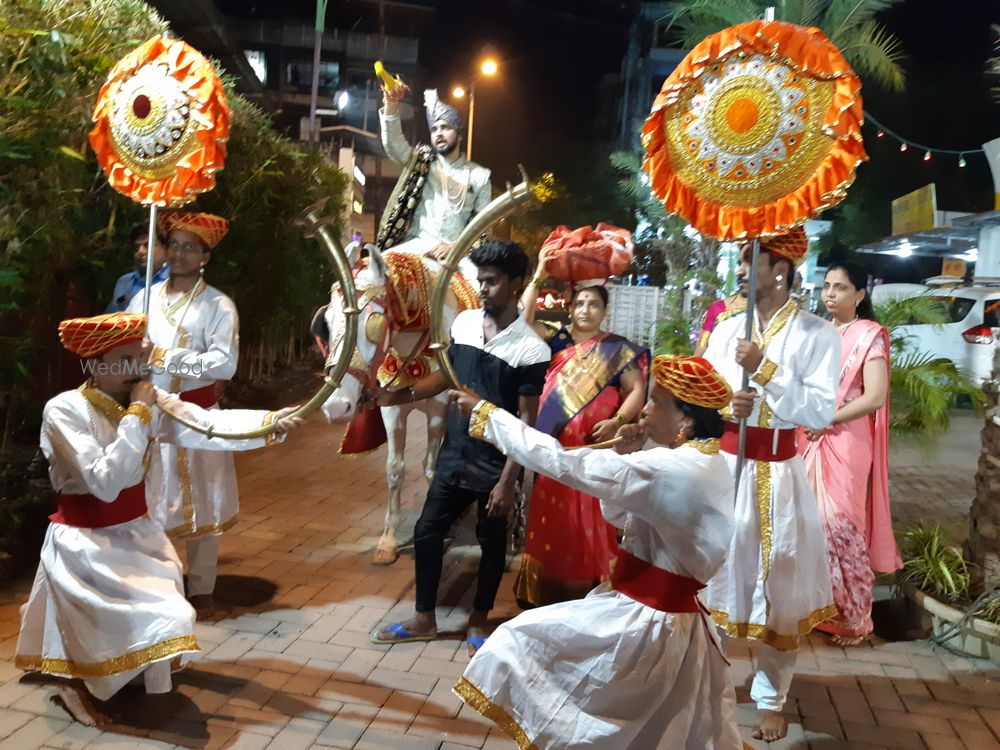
642, 19, 866, 241
88, 35, 230, 315
642, 18, 866, 483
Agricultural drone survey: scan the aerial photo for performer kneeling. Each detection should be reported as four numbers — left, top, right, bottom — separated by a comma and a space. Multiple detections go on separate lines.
449, 355, 744, 750
15, 312, 302, 725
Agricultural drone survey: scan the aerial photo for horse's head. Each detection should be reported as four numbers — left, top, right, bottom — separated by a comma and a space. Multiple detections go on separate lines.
319, 242, 391, 423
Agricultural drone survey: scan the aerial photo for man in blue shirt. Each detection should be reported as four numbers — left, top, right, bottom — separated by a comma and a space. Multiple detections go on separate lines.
106, 225, 169, 312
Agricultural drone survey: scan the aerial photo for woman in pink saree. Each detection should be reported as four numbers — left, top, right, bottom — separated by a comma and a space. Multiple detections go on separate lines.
802, 263, 902, 646
517, 252, 648, 607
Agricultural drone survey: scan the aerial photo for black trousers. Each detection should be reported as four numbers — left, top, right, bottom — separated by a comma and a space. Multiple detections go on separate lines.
413, 476, 508, 613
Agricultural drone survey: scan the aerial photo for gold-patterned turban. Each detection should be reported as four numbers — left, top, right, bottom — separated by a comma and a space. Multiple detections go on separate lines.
160, 211, 229, 249
651, 355, 732, 410
761, 226, 808, 266
58, 313, 146, 358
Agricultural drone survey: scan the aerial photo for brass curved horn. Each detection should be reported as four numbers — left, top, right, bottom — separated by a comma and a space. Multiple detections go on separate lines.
162, 198, 360, 439
430, 177, 538, 389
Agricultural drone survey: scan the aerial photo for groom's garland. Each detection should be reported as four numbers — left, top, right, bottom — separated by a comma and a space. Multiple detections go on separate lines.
376, 144, 435, 250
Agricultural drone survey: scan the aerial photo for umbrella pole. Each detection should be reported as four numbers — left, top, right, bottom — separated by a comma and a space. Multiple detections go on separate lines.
734, 238, 760, 492
142, 203, 159, 318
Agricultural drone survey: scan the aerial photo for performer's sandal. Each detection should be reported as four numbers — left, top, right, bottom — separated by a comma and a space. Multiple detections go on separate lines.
370, 622, 437, 645
466, 634, 487, 654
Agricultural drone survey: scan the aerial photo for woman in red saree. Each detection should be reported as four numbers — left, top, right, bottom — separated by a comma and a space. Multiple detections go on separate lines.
802, 263, 902, 646
516, 251, 649, 607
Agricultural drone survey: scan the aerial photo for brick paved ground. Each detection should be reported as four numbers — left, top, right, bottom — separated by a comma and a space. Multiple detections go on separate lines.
0, 410, 995, 749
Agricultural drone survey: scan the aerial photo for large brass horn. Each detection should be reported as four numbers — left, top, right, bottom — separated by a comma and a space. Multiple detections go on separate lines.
162, 198, 360, 439
430, 175, 538, 388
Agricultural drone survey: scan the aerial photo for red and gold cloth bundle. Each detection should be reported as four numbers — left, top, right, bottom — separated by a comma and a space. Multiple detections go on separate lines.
540, 224, 634, 282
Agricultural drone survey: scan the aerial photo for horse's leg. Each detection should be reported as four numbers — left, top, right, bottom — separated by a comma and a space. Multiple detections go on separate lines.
374, 403, 407, 565
422, 393, 448, 485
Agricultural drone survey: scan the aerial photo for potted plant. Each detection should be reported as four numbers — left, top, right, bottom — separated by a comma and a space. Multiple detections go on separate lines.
896, 522, 1000, 660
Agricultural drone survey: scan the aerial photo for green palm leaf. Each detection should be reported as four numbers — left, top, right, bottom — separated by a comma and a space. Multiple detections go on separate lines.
663, 0, 906, 90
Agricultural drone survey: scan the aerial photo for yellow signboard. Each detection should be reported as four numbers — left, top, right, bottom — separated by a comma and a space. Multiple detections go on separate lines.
941, 259, 967, 278
891, 183, 937, 236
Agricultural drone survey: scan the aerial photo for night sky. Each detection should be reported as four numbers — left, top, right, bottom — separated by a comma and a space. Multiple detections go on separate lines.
232, 0, 1000, 268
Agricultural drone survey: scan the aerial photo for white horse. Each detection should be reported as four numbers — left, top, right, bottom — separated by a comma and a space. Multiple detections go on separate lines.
319, 243, 477, 564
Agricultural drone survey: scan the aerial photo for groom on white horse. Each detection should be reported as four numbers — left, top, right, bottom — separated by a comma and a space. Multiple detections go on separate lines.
316, 72, 494, 566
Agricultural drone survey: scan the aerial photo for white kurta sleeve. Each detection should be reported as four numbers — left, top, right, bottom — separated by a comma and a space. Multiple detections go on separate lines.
156, 299, 239, 382
379, 110, 413, 165
754, 322, 839, 429
41, 402, 149, 502
154, 389, 282, 451
478, 405, 667, 518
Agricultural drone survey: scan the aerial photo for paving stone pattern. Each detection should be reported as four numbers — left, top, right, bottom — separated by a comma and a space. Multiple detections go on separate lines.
0, 411, 995, 749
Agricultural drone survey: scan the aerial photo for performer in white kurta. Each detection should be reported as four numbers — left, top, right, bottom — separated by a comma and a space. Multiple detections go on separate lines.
128, 211, 237, 618
16, 313, 298, 724
379, 79, 491, 279
702, 228, 839, 741
448, 355, 745, 750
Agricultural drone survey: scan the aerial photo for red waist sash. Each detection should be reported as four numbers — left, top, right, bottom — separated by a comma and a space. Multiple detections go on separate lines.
720, 422, 797, 462
611, 548, 704, 613
180, 384, 216, 408
50, 483, 147, 528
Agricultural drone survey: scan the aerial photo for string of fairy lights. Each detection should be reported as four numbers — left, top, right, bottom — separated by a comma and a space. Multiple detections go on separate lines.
864, 111, 985, 168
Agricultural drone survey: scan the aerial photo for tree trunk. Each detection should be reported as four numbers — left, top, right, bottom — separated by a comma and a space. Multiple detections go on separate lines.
968, 381, 1000, 595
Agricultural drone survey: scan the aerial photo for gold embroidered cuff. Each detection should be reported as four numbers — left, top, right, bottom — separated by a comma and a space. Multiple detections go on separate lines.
149, 346, 168, 367
469, 401, 498, 440
751, 358, 779, 387
125, 403, 152, 426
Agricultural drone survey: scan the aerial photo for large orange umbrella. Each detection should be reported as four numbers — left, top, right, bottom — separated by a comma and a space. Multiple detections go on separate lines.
642, 19, 866, 241
89, 35, 230, 314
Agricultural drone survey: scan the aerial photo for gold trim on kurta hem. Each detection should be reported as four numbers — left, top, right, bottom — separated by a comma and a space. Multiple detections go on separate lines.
453, 677, 540, 750
16, 635, 199, 678
166, 514, 238, 540
710, 605, 839, 651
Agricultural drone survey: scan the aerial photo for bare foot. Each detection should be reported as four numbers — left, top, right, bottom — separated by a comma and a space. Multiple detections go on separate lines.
752, 709, 787, 742
831, 634, 867, 647
53, 683, 110, 726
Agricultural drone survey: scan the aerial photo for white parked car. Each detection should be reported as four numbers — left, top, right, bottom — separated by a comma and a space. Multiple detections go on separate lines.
871, 283, 1000, 384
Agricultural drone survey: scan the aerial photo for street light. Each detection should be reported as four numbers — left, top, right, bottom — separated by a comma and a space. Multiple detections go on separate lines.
466, 57, 499, 161
452, 86, 466, 99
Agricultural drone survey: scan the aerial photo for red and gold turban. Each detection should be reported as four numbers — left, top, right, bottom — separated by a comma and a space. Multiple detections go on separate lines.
651, 355, 732, 410
760, 226, 808, 267
58, 313, 146, 358
160, 211, 229, 249
540, 223, 634, 283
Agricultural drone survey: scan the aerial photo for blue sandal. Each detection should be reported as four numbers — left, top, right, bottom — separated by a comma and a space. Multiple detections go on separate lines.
370, 622, 437, 645
467, 633, 488, 653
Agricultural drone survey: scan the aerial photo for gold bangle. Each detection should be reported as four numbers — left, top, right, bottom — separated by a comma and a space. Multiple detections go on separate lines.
612, 412, 627, 427
125, 402, 152, 426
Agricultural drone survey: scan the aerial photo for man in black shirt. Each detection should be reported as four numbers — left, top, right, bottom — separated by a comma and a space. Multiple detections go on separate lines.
371, 240, 550, 655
